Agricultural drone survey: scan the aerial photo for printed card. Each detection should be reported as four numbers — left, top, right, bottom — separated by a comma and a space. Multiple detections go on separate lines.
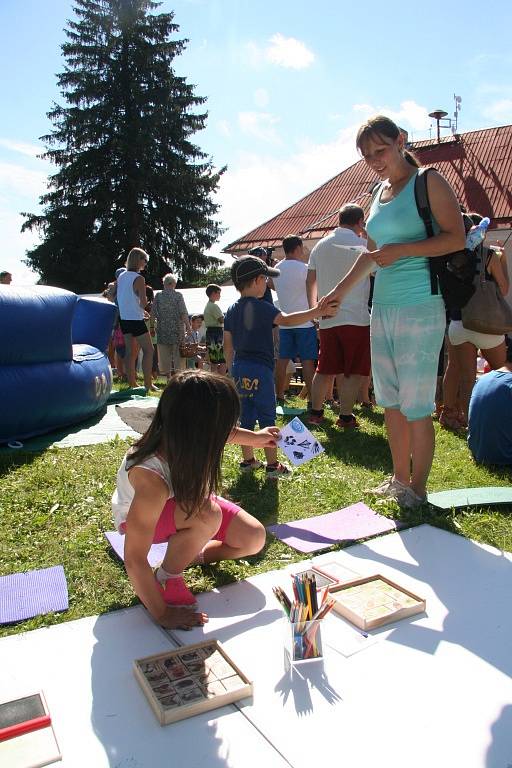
278, 417, 324, 466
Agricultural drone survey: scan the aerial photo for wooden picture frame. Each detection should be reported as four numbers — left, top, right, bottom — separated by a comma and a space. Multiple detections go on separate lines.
133, 640, 253, 725
328, 575, 426, 631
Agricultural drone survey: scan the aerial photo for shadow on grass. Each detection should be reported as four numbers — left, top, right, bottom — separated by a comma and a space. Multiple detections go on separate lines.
354, 407, 385, 427
223, 470, 280, 527
0, 451, 40, 478
321, 427, 392, 471
475, 464, 512, 482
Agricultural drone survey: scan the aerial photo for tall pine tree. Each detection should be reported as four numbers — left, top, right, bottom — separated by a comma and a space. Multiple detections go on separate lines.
22, 0, 224, 293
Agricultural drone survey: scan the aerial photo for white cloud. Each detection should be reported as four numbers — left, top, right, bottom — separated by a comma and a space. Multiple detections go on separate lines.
215, 123, 360, 250
214, 100, 433, 253
352, 103, 374, 114
350, 100, 431, 138
0, 209, 41, 285
0, 138, 44, 158
246, 34, 315, 71
482, 99, 512, 123
390, 101, 431, 133
238, 111, 281, 144
217, 119, 232, 138
265, 33, 315, 70
0, 156, 49, 285
254, 87, 269, 108
0, 161, 48, 198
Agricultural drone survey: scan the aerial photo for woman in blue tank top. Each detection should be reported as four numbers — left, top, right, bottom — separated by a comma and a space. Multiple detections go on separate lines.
326, 116, 465, 508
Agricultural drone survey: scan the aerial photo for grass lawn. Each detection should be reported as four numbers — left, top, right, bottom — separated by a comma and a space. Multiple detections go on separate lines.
0, 398, 511, 639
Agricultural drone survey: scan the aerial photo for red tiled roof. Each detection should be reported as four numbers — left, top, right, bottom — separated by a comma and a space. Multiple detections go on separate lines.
223, 125, 512, 254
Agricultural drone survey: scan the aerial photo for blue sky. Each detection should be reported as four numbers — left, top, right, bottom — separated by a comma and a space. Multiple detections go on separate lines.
1, 0, 512, 284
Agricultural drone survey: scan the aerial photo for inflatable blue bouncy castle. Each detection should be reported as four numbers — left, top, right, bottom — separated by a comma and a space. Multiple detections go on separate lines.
0, 286, 117, 444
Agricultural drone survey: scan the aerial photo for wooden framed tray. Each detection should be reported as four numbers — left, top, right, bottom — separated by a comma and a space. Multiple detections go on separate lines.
328, 575, 426, 631
311, 561, 360, 586
133, 639, 253, 725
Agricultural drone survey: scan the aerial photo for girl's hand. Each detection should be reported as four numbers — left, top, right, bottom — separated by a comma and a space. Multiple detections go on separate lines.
316, 296, 338, 317
320, 285, 342, 308
255, 426, 281, 447
371, 244, 403, 267
158, 606, 209, 630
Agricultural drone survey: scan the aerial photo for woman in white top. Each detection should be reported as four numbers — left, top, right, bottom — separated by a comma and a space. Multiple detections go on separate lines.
116, 247, 158, 392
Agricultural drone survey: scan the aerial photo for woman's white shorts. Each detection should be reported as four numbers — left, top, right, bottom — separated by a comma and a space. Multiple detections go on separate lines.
448, 320, 504, 351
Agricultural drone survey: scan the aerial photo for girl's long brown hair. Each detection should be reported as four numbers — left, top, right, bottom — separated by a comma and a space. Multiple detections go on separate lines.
356, 115, 420, 168
128, 370, 240, 518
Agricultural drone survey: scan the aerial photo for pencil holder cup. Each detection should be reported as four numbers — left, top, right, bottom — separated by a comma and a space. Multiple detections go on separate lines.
285, 619, 323, 664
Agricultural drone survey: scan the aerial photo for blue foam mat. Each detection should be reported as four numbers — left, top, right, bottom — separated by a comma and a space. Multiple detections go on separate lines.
428, 486, 512, 509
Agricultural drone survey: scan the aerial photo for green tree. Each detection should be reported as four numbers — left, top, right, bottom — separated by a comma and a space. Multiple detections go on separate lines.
22, 0, 224, 293
183, 264, 231, 288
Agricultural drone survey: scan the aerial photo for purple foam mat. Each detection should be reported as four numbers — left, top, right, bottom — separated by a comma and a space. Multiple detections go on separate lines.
267, 502, 403, 553
0, 565, 69, 624
105, 531, 167, 567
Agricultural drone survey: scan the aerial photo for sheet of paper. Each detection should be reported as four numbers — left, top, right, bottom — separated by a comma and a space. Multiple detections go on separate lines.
321, 613, 379, 658
277, 418, 324, 466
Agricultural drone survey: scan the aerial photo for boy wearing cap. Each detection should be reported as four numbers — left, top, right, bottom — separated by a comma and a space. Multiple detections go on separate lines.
224, 255, 335, 478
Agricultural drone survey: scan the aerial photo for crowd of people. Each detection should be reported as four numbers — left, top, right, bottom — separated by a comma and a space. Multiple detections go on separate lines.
2, 114, 510, 632
76, 114, 512, 629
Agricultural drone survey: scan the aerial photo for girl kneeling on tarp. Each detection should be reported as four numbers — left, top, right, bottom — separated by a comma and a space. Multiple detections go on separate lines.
112, 370, 278, 629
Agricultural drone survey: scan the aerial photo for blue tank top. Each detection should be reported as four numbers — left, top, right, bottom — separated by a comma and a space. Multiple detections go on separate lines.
367, 171, 442, 307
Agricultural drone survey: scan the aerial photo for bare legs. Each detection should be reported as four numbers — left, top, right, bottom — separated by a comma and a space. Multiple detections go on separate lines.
196, 509, 266, 564
337, 374, 363, 417
122, 332, 154, 390
123, 333, 137, 387
161, 501, 266, 573
384, 408, 435, 497
241, 443, 277, 465
311, 372, 362, 416
447, 341, 506, 426
276, 358, 315, 402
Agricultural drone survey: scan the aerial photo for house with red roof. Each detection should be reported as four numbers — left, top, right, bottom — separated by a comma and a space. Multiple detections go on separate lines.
223, 125, 512, 288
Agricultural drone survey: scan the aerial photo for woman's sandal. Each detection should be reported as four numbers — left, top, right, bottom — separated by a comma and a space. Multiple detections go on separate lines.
439, 406, 466, 433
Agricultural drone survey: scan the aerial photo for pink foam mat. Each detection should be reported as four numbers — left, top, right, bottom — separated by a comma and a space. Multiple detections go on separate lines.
267, 502, 403, 553
104, 530, 167, 567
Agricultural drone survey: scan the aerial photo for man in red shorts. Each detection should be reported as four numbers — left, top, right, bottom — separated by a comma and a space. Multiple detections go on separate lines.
306, 204, 370, 429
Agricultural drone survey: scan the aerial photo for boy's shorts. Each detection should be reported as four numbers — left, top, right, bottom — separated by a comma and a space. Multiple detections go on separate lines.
120, 495, 240, 543
206, 327, 225, 364
231, 359, 275, 430
278, 326, 317, 361
317, 325, 370, 376
371, 301, 445, 421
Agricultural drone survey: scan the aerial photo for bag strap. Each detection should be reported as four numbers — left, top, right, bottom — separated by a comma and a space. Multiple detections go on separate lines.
414, 167, 435, 236
414, 167, 438, 294
369, 180, 382, 207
